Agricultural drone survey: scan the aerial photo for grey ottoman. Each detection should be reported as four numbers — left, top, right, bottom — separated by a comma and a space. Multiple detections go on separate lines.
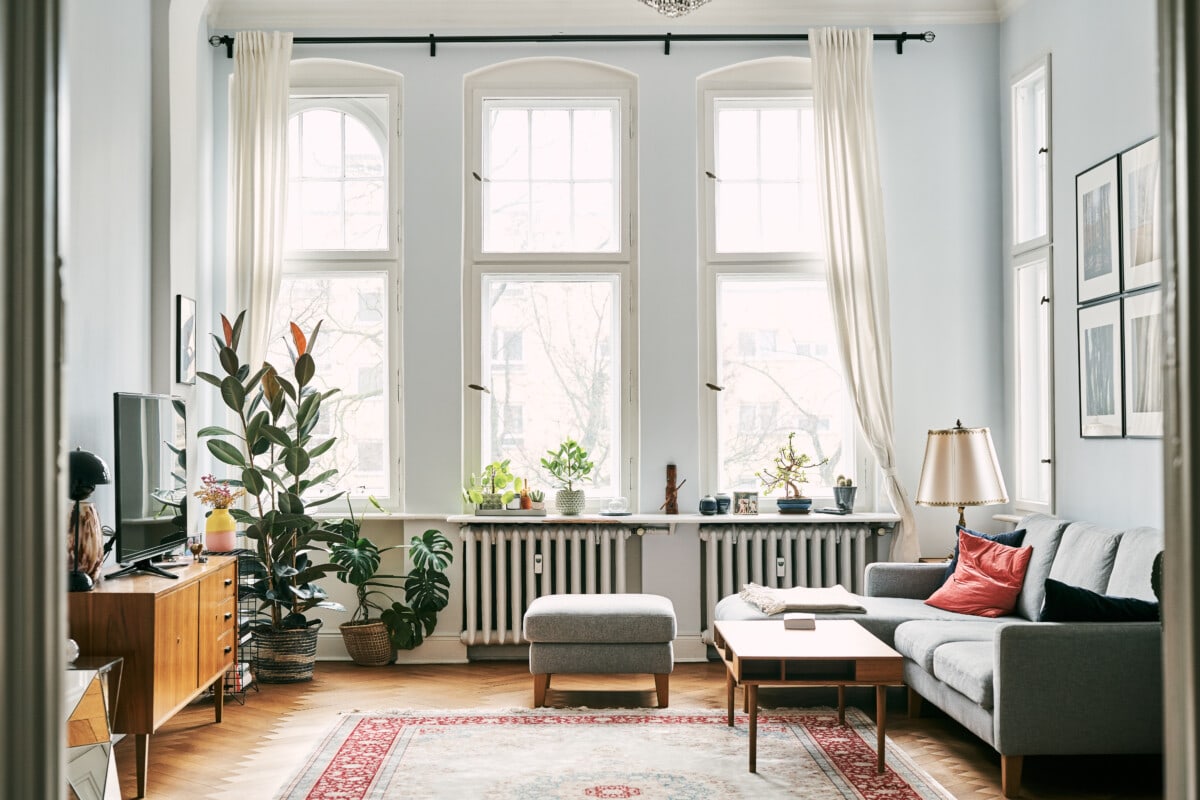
522, 593, 677, 708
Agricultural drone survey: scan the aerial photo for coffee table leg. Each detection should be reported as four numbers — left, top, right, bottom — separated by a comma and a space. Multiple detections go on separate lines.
837, 685, 846, 724
726, 668, 735, 726
748, 684, 758, 773
876, 685, 887, 774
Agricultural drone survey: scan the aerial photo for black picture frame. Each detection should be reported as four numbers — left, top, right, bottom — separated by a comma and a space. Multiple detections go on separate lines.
176, 295, 196, 385
1076, 155, 1121, 304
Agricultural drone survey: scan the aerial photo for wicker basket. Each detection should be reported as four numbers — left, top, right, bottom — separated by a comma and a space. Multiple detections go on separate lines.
254, 622, 321, 683
340, 620, 395, 666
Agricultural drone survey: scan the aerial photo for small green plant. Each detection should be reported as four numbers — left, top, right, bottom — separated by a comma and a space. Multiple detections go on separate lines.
756, 432, 830, 498
463, 459, 523, 507
529, 489, 545, 503
836, 475, 854, 488
329, 505, 454, 650
541, 439, 595, 491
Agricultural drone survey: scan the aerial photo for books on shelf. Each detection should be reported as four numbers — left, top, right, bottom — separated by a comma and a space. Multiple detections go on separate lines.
226, 661, 254, 692
783, 612, 816, 630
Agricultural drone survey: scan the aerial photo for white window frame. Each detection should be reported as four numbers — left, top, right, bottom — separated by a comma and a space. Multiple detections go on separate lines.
464, 59, 639, 510
282, 61, 404, 511
1011, 247, 1055, 514
1011, 54, 1052, 254
698, 59, 873, 507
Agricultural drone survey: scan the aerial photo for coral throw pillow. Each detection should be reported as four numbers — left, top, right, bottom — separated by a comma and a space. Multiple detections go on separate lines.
925, 530, 1033, 617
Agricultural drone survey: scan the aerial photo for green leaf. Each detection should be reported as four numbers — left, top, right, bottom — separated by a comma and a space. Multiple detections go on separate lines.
261, 424, 291, 447
207, 439, 247, 468
308, 438, 336, 458
405, 568, 450, 612
218, 346, 239, 376
197, 371, 222, 388
197, 425, 239, 438
410, 529, 454, 572
230, 310, 246, 351
220, 376, 246, 413
229, 508, 256, 524
296, 392, 320, 430
295, 352, 316, 388
299, 469, 338, 494
242, 467, 266, 497
282, 446, 311, 476
305, 490, 346, 509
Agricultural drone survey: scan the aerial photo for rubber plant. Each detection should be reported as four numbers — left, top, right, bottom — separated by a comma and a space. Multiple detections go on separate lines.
329, 503, 454, 653
196, 311, 345, 633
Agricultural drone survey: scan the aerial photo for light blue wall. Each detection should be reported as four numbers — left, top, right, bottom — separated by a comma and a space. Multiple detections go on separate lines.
61, 0, 155, 524
209, 25, 1002, 556
1000, 0, 1162, 530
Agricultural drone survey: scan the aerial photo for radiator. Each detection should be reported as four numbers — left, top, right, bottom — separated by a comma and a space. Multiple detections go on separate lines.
699, 524, 871, 643
460, 525, 632, 646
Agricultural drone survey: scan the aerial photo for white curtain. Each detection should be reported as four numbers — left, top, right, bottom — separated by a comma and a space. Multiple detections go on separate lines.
810, 27, 920, 561
228, 30, 292, 369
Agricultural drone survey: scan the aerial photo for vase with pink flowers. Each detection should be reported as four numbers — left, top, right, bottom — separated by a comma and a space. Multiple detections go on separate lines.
195, 474, 245, 552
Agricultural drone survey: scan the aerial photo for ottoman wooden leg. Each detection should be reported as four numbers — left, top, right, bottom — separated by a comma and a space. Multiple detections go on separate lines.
533, 673, 550, 707
654, 674, 670, 708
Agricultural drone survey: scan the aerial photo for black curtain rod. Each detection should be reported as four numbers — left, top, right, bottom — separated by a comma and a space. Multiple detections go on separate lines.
208, 30, 935, 59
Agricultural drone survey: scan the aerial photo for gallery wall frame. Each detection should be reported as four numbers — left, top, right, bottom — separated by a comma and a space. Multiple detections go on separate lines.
1078, 298, 1123, 438
1076, 155, 1122, 303
1120, 136, 1162, 291
1123, 288, 1164, 437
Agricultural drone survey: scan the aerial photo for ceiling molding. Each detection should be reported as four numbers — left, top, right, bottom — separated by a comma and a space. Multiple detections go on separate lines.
208, 0, 1002, 33
994, 0, 1028, 22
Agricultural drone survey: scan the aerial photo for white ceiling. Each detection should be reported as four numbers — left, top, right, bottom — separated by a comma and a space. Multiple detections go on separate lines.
208, 0, 1007, 32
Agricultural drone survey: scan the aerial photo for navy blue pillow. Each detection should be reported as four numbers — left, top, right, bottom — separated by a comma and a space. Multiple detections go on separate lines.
1039, 578, 1159, 622
939, 526, 1027, 587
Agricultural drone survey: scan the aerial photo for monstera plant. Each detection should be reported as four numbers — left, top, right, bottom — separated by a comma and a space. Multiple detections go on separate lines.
197, 311, 345, 682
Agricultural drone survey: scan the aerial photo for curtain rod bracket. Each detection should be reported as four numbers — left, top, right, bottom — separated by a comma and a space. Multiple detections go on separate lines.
429, 33, 436, 57
664, 32, 671, 56
209, 34, 234, 59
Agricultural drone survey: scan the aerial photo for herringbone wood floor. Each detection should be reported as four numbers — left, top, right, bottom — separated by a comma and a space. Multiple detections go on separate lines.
112, 661, 1162, 800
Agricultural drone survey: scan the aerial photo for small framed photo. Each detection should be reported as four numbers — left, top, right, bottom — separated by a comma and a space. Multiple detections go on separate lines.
1120, 137, 1162, 291
1078, 298, 1123, 438
733, 491, 758, 515
176, 295, 196, 385
1123, 289, 1163, 437
1076, 155, 1121, 303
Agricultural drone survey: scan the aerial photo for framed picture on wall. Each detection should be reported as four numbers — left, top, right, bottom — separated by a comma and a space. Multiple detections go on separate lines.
1076, 156, 1121, 303
1077, 298, 1123, 438
176, 294, 196, 385
1123, 289, 1164, 437
1120, 137, 1162, 291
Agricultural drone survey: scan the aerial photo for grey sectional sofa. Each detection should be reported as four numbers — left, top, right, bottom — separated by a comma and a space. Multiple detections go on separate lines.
713, 513, 1163, 797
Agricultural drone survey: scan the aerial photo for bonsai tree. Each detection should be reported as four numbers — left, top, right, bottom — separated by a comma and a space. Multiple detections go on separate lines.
541, 438, 594, 490
756, 432, 830, 498
196, 312, 345, 632
329, 505, 454, 651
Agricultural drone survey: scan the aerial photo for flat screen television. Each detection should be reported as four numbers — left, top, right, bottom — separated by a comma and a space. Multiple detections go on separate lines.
109, 392, 189, 580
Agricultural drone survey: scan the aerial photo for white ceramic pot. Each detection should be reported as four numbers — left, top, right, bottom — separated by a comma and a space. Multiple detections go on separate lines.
555, 489, 586, 515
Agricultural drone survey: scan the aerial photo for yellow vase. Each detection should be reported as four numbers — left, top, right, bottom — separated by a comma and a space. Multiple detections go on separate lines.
205, 507, 237, 553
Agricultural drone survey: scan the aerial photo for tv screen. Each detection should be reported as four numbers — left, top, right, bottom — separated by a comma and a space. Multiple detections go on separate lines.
112, 392, 188, 569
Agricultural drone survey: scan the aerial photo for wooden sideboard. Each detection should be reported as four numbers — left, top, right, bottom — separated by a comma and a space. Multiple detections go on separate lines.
68, 556, 237, 797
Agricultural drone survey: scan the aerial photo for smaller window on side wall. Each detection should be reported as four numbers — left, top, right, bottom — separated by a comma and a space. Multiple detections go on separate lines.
1011, 54, 1052, 252
1012, 248, 1054, 514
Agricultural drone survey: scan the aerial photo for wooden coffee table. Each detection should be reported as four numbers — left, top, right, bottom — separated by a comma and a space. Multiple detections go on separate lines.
713, 619, 903, 774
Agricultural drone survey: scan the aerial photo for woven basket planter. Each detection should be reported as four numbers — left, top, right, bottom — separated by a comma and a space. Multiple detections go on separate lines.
254, 621, 322, 683
340, 620, 395, 666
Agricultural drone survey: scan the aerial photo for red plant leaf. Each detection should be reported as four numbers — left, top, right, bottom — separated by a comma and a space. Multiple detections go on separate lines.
290, 322, 307, 357
221, 314, 234, 347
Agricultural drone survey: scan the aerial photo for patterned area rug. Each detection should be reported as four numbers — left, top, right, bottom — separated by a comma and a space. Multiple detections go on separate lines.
275, 707, 955, 799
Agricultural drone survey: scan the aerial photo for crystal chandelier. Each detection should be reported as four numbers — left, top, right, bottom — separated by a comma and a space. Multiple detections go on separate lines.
639, 0, 712, 17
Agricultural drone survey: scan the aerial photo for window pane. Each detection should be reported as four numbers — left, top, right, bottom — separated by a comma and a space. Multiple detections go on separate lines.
1013, 66, 1049, 244
1014, 257, 1053, 508
716, 277, 852, 495
286, 97, 390, 252
481, 276, 620, 499
267, 273, 391, 499
714, 99, 819, 254
482, 100, 619, 253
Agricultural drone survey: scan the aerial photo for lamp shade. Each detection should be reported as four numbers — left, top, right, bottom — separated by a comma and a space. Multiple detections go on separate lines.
69, 448, 111, 502
915, 423, 1008, 508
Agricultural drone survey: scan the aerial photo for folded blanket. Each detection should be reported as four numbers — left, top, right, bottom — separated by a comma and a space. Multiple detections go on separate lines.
739, 583, 867, 616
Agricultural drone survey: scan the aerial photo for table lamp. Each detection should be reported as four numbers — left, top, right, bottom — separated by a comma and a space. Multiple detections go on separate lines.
69, 447, 111, 592
915, 420, 1008, 529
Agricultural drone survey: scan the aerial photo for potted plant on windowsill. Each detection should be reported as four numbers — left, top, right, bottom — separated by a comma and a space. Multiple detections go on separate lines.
197, 312, 345, 683
542, 438, 595, 515
329, 505, 453, 665
463, 460, 526, 514
756, 432, 830, 514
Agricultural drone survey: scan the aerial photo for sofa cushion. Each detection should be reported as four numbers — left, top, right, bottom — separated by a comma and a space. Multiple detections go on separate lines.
1014, 513, 1068, 620
925, 532, 1033, 617
894, 619, 1006, 672
713, 592, 993, 648
1048, 522, 1123, 594
938, 525, 1027, 587
932, 641, 995, 708
1039, 578, 1159, 622
1105, 527, 1164, 601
